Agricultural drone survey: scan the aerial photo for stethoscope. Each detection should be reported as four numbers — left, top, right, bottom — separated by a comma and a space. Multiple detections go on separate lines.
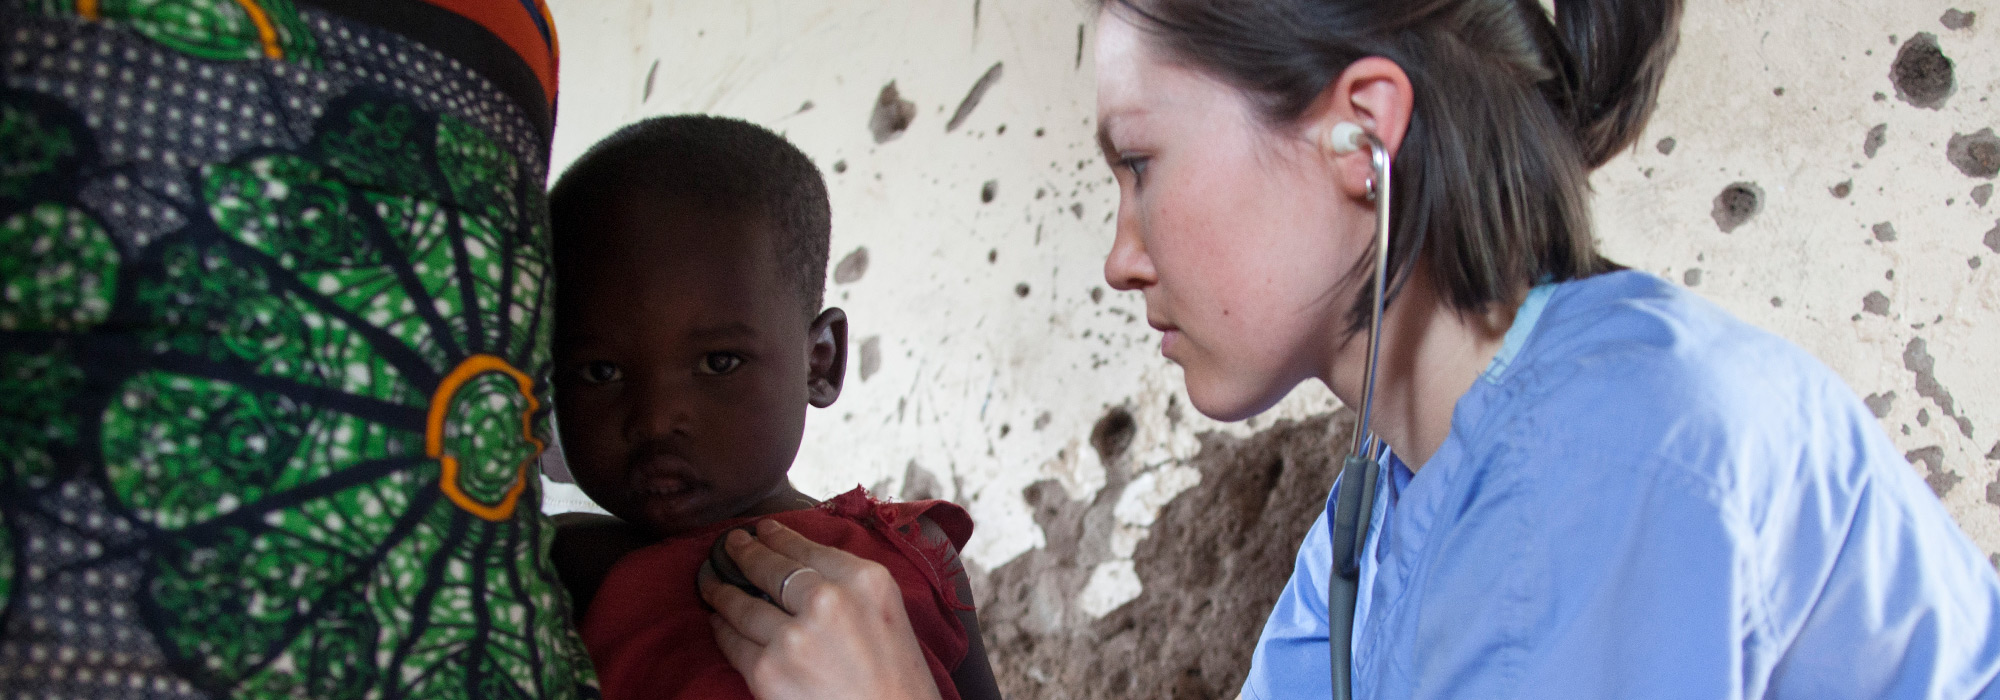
1323, 121, 1390, 700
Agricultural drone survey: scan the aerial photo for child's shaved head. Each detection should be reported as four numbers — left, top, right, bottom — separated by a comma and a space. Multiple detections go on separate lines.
550, 115, 831, 318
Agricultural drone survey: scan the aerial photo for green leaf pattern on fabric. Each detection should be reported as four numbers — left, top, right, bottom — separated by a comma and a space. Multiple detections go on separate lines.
89, 95, 586, 697
78, 0, 319, 64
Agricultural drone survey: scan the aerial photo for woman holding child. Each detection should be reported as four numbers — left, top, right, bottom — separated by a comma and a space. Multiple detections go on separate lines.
702, 0, 2000, 698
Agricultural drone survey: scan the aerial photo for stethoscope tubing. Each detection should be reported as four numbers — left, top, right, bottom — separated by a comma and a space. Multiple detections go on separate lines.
1330, 133, 1392, 700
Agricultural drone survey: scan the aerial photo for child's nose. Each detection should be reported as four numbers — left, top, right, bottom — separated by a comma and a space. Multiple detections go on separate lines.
622, 375, 693, 442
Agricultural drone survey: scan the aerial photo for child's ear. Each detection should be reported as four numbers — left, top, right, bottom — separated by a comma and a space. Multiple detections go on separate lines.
806, 307, 847, 408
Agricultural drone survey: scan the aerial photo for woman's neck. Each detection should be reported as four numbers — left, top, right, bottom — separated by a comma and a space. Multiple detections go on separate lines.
1321, 271, 1519, 471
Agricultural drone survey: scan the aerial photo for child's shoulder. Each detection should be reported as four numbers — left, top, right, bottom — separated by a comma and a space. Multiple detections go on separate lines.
819, 486, 973, 550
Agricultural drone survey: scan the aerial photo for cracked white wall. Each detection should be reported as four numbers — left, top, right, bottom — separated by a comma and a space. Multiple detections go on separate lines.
540, 0, 2000, 615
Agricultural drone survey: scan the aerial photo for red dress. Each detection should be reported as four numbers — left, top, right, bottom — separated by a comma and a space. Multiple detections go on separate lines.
582, 488, 976, 700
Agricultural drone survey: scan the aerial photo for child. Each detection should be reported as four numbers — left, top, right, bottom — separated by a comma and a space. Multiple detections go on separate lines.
544, 115, 1001, 700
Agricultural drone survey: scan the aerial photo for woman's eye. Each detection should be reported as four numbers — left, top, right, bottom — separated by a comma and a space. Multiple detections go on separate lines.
1119, 155, 1150, 185
697, 353, 744, 376
576, 361, 622, 384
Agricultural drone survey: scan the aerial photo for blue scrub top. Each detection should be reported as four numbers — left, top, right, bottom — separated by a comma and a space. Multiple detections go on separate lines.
1244, 271, 2000, 699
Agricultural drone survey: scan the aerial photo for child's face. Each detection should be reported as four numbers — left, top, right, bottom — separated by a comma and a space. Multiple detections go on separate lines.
554, 196, 842, 537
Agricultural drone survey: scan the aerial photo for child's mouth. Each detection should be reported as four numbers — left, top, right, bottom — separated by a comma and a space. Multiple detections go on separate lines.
627, 452, 706, 498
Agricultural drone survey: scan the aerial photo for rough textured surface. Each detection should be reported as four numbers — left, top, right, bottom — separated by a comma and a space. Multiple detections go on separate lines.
981, 413, 1343, 700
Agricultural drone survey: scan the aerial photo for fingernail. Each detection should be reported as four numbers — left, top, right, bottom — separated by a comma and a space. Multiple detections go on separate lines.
726, 529, 752, 548
757, 519, 786, 535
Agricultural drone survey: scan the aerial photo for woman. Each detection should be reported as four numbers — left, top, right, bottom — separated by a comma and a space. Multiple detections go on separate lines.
699, 0, 2000, 698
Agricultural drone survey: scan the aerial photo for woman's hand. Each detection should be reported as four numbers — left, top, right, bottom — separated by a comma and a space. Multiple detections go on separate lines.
699, 519, 944, 700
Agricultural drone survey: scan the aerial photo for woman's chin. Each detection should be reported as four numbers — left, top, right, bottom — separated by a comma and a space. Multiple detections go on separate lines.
1182, 374, 1292, 423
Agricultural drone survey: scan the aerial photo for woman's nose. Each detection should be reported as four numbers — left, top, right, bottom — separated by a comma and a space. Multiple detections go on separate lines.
1103, 211, 1157, 292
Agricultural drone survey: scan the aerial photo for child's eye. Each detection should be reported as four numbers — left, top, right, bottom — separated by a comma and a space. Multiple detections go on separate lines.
576, 361, 622, 384
696, 353, 743, 376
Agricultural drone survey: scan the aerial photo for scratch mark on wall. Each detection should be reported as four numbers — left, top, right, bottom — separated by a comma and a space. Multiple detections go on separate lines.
948, 62, 1005, 132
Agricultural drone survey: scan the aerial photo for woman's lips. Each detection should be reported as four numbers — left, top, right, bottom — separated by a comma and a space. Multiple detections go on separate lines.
1149, 317, 1180, 357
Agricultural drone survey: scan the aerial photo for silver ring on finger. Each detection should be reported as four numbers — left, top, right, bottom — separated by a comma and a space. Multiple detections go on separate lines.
776, 566, 817, 615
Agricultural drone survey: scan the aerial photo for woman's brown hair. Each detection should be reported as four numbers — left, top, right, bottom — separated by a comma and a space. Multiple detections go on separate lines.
1102, 0, 1682, 325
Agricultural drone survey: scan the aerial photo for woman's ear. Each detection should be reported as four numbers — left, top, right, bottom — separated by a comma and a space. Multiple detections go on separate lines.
806, 307, 848, 408
1304, 56, 1415, 199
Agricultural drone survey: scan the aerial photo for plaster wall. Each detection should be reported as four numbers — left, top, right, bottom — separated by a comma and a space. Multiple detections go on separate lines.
538, 0, 2000, 662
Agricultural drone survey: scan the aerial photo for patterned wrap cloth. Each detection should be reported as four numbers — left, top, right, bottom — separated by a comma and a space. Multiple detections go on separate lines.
0, 0, 599, 696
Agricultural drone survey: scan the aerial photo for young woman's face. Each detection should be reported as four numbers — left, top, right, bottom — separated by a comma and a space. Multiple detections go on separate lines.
1095, 12, 1369, 421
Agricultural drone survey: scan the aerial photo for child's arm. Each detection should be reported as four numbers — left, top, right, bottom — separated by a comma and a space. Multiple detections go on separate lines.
917, 516, 1003, 700
549, 512, 652, 622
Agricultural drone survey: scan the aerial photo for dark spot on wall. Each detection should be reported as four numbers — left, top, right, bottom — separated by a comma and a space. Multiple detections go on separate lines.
797, 100, 815, 114
1015, 282, 1032, 298
1874, 91, 1887, 101
870, 81, 918, 144
1075, 24, 1086, 70
1089, 406, 1137, 465
1941, 8, 1977, 30
1831, 180, 1853, 198
642, 59, 659, 102
832, 159, 847, 174
1682, 268, 1703, 287
1905, 446, 1960, 497
1035, 127, 1046, 138
1071, 203, 1085, 219
1090, 287, 1104, 303
1904, 338, 1975, 439
1973, 184, 1993, 206
1989, 441, 2000, 461
1864, 124, 1888, 158
1891, 33, 1956, 109
1984, 220, 2000, 254
947, 62, 1005, 133
1864, 391, 1897, 418
1862, 291, 1891, 315
985, 414, 1344, 700
1872, 222, 1898, 242
1711, 182, 1762, 233
981, 179, 999, 204
1946, 128, 2000, 179
1770, 297, 1784, 308
901, 460, 944, 502
1918, 408, 1932, 426
1033, 411, 1053, 431
1656, 137, 1676, 155
858, 335, 882, 381
1972, 257, 1984, 269
1000, 423, 1013, 438
988, 249, 999, 264
833, 246, 870, 284
1773, 87, 1785, 96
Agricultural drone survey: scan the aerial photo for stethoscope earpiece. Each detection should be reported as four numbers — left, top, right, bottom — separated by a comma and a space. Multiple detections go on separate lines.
1325, 122, 1368, 155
